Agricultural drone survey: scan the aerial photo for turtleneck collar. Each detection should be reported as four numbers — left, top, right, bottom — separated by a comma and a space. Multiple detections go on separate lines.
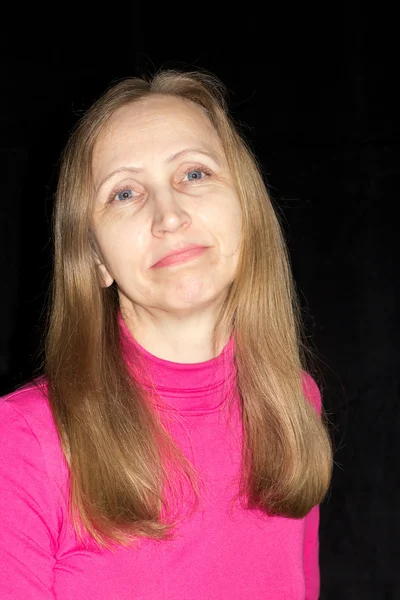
118, 313, 237, 413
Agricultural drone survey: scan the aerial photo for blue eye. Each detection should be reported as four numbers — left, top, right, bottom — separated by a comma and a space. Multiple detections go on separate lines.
186, 170, 205, 181
116, 189, 134, 201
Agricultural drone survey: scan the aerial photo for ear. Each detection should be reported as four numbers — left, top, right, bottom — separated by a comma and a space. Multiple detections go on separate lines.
93, 252, 114, 288
97, 263, 114, 288
90, 233, 115, 288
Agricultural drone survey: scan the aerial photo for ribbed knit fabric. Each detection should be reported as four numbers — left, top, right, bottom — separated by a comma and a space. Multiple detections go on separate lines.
0, 317, 322, 599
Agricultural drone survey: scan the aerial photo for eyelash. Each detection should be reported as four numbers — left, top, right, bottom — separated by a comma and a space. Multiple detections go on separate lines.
107, 164, 213, 204
108, 186, 140, 205
182, 164, 213, 181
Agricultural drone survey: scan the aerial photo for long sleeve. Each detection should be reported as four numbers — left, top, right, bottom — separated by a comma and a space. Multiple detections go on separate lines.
302, 372, 323, 600
304, 504, 320, 599
0, 366, 327, 599
0, 400, 58, 599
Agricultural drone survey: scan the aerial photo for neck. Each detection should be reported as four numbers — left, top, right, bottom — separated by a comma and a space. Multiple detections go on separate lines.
119, 303, 230, 364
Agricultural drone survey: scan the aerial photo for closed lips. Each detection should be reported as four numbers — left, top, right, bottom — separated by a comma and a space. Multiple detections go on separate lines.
152, 244, 208, 267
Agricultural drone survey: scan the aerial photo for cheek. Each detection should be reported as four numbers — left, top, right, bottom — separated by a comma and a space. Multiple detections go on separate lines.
215, 195, 242, 246
94, 222, 140, 270
230, 201, 243, 232
200, 193, 241, 241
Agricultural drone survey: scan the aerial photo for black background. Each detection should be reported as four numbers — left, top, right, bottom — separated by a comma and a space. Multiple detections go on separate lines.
1, 5, 398, 598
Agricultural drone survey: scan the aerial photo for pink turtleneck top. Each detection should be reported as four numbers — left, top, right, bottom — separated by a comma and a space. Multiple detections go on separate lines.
0, 319, 322, 599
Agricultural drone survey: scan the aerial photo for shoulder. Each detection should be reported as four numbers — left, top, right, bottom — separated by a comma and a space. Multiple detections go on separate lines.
0, 381, 68, 559
0, 379, 68, 487
301, 371, 322, 416
0, 379, 55, 438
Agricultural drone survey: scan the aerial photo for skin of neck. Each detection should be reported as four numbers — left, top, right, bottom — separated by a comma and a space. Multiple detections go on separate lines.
120, 296, 229, 364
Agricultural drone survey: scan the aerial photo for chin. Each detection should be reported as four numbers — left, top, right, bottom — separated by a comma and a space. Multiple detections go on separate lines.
166, 280, 229, 310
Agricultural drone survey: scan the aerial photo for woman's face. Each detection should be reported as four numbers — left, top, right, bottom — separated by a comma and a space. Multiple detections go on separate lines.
91, 95, 242, 317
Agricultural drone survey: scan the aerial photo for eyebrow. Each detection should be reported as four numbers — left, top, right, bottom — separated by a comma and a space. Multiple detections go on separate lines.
96, 147, 221, 190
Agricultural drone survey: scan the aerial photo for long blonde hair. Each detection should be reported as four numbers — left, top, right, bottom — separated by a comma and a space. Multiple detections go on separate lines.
45, 69, 333, 546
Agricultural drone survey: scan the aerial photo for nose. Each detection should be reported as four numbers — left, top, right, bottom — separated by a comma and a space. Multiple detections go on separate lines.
150, 187, 191, 236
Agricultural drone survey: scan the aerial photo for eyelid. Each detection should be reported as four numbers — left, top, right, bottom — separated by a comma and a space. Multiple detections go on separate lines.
181, 163, 213, 179
107, 183, 143, 204
104, 163, 213, 203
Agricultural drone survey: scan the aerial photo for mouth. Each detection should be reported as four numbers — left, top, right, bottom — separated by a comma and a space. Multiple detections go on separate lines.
151, 246, 209, 268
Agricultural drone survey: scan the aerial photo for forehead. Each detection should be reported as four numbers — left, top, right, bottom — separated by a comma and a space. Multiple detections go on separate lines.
94, 95, 220, 157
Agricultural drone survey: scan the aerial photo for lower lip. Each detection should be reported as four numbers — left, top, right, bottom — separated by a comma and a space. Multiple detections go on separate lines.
152, 247, 208, 268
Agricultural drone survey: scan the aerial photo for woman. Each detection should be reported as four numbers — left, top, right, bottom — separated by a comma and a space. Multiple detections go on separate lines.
0, 69, 333, 599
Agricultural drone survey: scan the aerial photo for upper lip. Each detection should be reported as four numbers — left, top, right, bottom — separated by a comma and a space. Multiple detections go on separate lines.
151, 243, 208, 267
